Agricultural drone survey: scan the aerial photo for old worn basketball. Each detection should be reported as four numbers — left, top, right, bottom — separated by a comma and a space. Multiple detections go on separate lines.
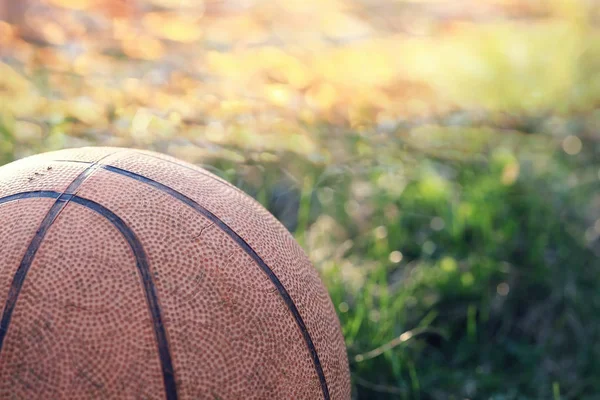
0, 147, 350, 399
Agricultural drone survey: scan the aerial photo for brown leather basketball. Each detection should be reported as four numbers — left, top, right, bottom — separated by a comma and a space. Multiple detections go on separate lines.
0, 147, 350, 399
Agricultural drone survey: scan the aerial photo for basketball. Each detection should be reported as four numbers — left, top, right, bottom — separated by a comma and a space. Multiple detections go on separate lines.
0, 147, 350, 399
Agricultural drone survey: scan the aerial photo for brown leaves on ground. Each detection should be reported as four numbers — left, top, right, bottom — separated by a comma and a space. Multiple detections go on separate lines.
0, 0, 598, 159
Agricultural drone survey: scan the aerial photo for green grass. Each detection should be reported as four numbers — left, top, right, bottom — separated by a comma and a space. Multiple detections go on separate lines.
202, 122, 599, 399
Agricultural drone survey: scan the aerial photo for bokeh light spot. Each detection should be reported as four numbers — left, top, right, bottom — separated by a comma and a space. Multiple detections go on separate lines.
562, 135, 582, 155
374, 226, 388, 239
338, 302, 349, 313
431, 216, 445, 231
389, 251, 403, 263
497, 282, 510, 296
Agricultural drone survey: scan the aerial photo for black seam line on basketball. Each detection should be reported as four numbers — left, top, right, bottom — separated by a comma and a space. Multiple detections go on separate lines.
0, 191, 61, 205
0, 191, 179, 400
53, 157, 248, 198
0, 158, 105, 356
130, 151, 246, 195
101, 165, 331, 400
68, 196, 178, 400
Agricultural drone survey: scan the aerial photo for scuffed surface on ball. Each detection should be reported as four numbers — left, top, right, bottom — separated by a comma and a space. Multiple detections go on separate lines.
0, 147, 350, 400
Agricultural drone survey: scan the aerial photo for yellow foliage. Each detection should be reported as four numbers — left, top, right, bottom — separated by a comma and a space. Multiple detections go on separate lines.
143, 12, 203, 43
47, 0, 95, 10
121, 35, 164, 60
65, 97, 106, 125
501, 162, 520, 185
0, 0, 598, 157
0, 64, 44, 117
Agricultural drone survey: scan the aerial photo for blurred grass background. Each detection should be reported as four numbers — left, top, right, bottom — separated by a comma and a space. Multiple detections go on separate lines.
1, 0, 600, 398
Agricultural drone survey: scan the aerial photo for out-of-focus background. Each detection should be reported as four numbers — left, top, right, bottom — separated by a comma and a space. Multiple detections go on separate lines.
1, 0, 599, 398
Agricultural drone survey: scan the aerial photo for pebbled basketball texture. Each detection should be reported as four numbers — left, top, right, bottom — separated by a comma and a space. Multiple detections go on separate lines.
0, 147, 351, 400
